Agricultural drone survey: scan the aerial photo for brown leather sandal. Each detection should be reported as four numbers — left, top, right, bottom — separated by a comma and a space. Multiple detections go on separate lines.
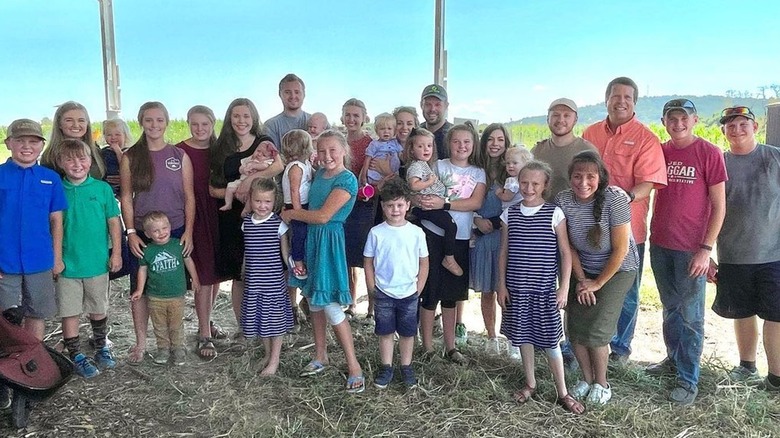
513, 385, 536, 404
557, 393, 586, 414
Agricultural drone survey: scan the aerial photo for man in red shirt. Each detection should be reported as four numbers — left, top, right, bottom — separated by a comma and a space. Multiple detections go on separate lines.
583, 77, 667, 364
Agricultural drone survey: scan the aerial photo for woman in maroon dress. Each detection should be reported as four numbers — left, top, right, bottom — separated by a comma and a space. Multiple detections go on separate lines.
177, 105, 226, 358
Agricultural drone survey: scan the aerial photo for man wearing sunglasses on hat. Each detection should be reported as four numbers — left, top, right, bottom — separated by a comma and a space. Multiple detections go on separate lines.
644, 99, 728, 405
711, 106, 780, 391
583, 77, 667, 366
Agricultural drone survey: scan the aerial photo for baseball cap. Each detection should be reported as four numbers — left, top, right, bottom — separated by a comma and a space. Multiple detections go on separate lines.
5, 119, 45, 141
719, 106, 756, 125
662, 99, 697, 117
421, 84, 448, 102
548, 98, 578, 113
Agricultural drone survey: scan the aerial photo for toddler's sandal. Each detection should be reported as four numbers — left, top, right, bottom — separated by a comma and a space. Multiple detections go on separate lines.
346, 375, 365, 394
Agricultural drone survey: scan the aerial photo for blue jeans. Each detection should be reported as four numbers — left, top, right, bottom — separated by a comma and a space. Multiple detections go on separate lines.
649, 244, 705, 387
610, 242, 644, 357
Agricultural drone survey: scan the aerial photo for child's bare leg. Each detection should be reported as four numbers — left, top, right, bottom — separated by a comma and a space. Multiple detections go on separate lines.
260, 337, 271, 368
442, 306, 457, 352
310, 310, 329, 365
520, 344, 537, 388
62, 315, 80, 340
379, 334, 394, 366
399, 336, 415, 366
130, 296, 149, 359
545, 346, 568, 397
347, 268, 358, 314
194, 284, 214, 339
260, 336, 284, 376
332, 318, 362, 378
419, 307, 435, 352
220, 187, 236, 211
231, 280, 243, 331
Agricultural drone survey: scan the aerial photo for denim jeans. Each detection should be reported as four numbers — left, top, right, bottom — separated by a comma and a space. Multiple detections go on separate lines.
610, 242, 644, 356
649, 244, 705, 387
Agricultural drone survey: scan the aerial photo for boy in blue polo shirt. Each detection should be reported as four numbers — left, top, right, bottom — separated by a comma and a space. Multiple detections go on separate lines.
55, 138, 123, 378
0, 119, 67, 341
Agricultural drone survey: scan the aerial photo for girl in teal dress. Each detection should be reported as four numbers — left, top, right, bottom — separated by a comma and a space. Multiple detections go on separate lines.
281, 130, 365, 393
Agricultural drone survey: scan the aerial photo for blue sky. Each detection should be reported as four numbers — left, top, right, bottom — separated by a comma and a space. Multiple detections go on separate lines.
2, 0, 778, 127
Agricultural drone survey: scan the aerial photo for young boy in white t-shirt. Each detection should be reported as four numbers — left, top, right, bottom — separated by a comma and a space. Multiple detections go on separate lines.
363, 178, 429, 389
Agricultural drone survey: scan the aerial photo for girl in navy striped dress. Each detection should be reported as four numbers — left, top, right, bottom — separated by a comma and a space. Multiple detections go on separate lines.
242, 178, 294, 376
497, 161, 584, 414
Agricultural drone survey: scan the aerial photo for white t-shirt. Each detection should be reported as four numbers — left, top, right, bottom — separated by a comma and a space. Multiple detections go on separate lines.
421, 159, 486, 240
282, 160, 314, 205
363, 221, 429, 299
500, 203, 565, 233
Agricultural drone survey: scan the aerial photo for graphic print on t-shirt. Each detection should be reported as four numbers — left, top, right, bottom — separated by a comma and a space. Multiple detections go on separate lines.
151, 250, 180, 273
440, 172, 477, 200
666, 160, 697, 185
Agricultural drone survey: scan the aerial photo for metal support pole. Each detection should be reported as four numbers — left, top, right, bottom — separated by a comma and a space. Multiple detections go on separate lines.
767, 102, 780, 147
98, 0, 121, 119
434, 0, 447, 88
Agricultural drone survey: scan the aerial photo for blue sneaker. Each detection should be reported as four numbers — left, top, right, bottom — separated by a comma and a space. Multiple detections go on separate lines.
400, 365, 417, 389
73, 353, 100, 378
374, 365, 394, 389
94, 346, 117, 370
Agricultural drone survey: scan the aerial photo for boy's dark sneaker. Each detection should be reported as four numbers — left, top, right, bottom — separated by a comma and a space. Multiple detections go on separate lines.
73, 353, 100, 378
374, 365, 394, 389
94, 346, 117, 370
400, 365, 417, 389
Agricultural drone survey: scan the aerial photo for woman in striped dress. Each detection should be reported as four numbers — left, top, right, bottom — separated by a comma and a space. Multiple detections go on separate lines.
497, 161, 583, 414
241, 178, 293, 376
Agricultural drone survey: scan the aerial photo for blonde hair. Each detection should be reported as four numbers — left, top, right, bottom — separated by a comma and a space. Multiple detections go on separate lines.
373, 112, 395, 134
280, 129, 313, 163
141, 211, 170, 232
42, 101, 106, 178
317, 129, 351, 169
505, 145, 532, 164
102, 118, 133, 149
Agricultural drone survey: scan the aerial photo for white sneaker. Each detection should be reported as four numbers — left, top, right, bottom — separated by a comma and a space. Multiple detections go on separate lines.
586, 382, 612, 405
485, 337, 501, 355
569, 380, 591, 399
508, 345, 522, 362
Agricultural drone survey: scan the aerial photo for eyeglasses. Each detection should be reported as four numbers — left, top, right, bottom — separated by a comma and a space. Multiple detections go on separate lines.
721, 106, 754, 118
663, 99, 696, 113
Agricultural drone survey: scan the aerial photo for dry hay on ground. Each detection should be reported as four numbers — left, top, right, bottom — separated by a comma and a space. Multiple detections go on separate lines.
1, 278, 779, 437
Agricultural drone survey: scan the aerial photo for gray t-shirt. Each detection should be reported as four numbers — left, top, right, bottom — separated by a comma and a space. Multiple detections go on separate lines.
265, 111, 311, 147
718, 143, 780, 264
532, 137, 598, 200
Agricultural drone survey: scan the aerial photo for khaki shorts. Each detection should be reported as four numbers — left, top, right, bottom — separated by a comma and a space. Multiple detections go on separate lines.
55, 274, 110, 318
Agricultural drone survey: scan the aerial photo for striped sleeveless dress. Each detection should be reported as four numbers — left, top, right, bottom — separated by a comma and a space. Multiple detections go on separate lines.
500, 203, 563, 349
241, 213, 293, 338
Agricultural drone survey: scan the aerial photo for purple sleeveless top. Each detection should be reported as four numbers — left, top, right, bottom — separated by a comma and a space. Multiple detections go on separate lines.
133, 145, 186, 229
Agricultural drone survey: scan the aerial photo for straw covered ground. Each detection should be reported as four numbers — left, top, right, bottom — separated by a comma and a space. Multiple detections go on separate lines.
1, 276, 779, 437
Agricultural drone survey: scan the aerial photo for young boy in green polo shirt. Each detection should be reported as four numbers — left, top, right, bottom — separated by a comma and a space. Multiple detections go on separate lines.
55, 138, 123, 378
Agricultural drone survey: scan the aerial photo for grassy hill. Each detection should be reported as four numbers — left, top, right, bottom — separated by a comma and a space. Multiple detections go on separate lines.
511, 95, 775, 126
